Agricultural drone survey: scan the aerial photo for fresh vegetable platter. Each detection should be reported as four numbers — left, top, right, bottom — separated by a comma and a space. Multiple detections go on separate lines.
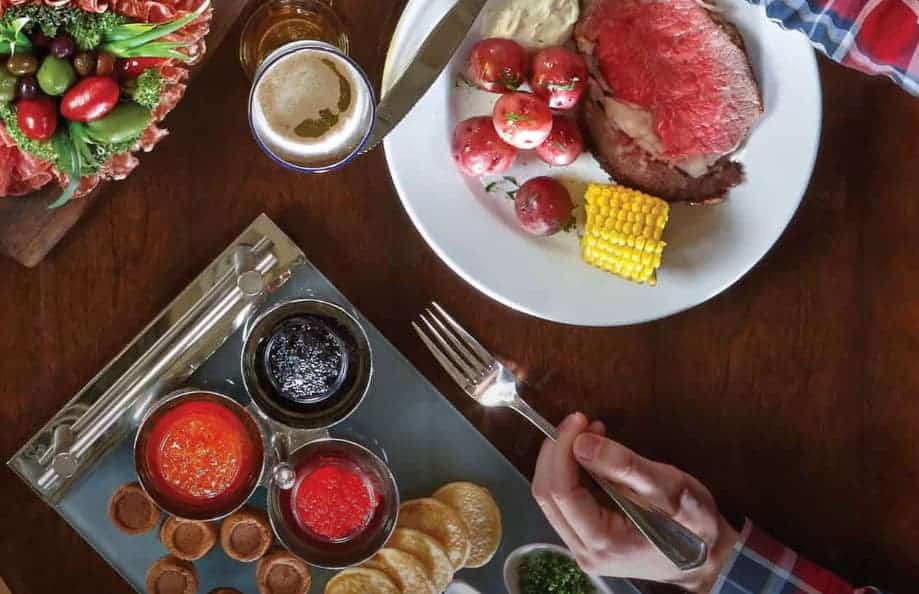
0, 0, 211, 206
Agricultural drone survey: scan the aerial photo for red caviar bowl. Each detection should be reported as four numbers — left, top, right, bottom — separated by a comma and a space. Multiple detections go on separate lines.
134, 390, 266, 521
267, 438, 399, 569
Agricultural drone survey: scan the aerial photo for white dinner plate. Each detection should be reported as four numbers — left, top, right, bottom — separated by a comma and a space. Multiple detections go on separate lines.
382, 0, 821, 326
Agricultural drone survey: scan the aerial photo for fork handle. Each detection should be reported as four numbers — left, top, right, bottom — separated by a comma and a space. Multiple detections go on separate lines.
509, 398, 708, 571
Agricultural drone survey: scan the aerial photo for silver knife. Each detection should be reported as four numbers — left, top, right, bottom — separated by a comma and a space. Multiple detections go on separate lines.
362, 0, 489, 152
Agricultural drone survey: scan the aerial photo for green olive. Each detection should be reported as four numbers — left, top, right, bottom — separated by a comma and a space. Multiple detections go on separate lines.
7, 54, 38, 76
0, 69, 17, 102
37, 56, 76, 96
86, 103, 152, 144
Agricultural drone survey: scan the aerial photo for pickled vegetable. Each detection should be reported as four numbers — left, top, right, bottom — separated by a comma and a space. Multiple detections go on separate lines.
0, 70, 17, 102
7, 54, 38, 76
73, 51, 96, 77
60, 76, 120, 122
37, 56, 77, 96
50, 36, 76, 59
86, 102, 150, 143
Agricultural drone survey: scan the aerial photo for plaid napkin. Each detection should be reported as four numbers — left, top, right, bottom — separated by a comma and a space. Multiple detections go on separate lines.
712, 521, 888, 594
749, 0, 919, 95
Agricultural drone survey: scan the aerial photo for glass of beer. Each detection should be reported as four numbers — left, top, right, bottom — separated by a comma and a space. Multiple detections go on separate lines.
243, 0, 375, 174
240, 0, 348, 79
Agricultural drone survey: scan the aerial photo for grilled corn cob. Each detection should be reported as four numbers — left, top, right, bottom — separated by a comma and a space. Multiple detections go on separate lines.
581, 183, 669, 285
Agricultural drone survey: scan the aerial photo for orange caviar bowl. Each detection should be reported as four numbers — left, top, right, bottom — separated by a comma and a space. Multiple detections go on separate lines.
134, 389, 266, 521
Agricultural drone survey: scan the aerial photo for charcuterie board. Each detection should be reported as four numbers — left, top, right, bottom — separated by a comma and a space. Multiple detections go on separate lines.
0, 0, 250, 268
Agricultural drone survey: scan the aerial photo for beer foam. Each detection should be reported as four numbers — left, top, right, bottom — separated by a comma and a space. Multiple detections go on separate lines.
252, 49, 372, 168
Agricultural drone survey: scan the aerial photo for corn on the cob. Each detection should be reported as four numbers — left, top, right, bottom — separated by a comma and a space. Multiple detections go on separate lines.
580, 183, 669, 286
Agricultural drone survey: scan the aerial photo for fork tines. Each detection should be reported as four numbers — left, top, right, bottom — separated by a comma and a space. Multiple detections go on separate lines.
412, 302, 496, 392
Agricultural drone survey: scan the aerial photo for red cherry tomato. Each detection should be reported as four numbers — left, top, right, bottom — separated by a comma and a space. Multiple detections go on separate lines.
531, 47, 588, 110
492, 92, 553, 150
535, 116, 584, 166
452, 116, 517, 177
17, 97, 57, 141
514, 177, 574, 236
116, 57, 167, 80
60, 76, 120, 122
465, 38, 529, 93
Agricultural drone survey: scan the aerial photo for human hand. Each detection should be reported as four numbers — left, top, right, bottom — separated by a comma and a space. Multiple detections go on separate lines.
531, 413, 739, 593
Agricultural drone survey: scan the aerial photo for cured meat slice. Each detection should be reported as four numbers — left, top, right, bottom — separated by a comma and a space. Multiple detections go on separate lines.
140, 123, 169, 151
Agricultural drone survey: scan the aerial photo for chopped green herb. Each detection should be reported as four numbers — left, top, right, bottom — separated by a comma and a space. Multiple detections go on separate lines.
562, 217, 576, 233
506, 189, 518, 200
503, 176, 519, 187
485, 181, 500, 193
504, 112, 530, 123
519, 551, 594, 594
499, 70, 521, 90
545, 78, 580, 92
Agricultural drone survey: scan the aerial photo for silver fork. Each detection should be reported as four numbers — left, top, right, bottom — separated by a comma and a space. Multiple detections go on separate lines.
412, 302, 708, 572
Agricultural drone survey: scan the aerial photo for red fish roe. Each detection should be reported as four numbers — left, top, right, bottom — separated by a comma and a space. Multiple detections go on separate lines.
293, 460, 377, 541
147, 400, 255, 503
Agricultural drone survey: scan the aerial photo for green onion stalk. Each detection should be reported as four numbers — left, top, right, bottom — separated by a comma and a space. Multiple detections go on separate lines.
101, 0, 210, 60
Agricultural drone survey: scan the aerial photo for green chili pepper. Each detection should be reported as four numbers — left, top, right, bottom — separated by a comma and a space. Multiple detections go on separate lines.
85, 102, 150, 144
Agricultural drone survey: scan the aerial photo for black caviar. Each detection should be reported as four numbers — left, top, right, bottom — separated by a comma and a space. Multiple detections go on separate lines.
262, 315, 348, 405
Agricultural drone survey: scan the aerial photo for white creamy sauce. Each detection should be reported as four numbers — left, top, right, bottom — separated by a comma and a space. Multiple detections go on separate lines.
252, 49, 372, 168
481, 0, 579, 51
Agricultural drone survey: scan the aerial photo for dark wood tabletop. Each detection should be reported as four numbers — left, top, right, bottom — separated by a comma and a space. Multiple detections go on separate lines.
2, 1, 918, 592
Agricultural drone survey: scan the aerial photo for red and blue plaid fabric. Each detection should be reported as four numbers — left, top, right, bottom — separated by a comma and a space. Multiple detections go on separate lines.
749, 0, 919, 95
710, 521, 886, 594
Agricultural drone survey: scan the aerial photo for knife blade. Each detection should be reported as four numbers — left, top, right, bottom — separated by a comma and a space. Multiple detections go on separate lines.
362, 0, 489, 152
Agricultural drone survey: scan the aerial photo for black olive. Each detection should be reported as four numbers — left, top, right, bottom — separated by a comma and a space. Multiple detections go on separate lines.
31, 31, 52, 49
49, 36, 76, 59
17, 75, 39, 100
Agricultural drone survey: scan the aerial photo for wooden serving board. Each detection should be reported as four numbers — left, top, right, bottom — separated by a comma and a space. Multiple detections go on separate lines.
0, 0, 251, 267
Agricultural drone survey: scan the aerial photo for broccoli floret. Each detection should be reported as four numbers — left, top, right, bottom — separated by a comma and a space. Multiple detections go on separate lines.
67, 10, 127, 51
1, 5, 73, 37
125, 69, 164, 109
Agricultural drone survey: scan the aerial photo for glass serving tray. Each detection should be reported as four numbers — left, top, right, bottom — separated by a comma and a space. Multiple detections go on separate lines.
8, 215, 640, 594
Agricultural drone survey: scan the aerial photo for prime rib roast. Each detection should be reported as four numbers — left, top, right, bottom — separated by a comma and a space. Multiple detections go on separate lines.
574, 0, 763, 203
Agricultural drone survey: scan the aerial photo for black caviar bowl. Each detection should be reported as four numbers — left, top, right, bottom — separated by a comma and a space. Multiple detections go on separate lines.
241, 299, 373, 431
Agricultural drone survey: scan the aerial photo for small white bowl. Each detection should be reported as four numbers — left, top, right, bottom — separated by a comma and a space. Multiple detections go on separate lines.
503, 543, 615, 594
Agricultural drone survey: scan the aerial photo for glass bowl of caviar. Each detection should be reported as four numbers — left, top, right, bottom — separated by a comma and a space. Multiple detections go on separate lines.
267, 437, 399, 568
241, 299, 372, 431
133, 389, 266, 521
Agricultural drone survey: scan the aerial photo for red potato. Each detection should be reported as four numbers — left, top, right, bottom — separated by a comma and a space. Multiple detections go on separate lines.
514, 177, 574, 236
465, 38, 529, 93
531, 47, 588, 110
492, 92, 553, 150
452, 116, 517, 177
536, 116, 584, 166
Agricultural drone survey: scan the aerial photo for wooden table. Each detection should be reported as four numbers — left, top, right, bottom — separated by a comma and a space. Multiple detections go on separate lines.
2, 1, 918, 592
